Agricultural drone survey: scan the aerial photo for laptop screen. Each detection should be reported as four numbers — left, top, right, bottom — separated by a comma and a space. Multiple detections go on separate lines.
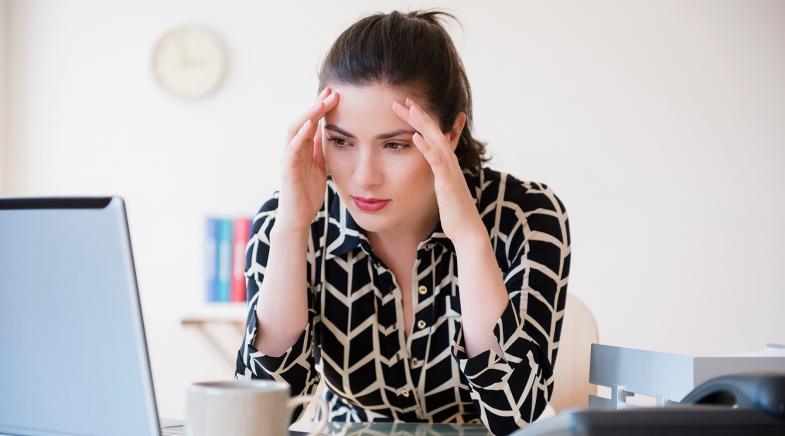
0, 197, 160, 436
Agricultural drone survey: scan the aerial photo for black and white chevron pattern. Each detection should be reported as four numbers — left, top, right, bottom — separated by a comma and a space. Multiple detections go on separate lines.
235, 166, 571, 435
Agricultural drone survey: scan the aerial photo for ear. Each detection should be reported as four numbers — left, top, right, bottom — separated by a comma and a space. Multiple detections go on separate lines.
447, 112, 467, 153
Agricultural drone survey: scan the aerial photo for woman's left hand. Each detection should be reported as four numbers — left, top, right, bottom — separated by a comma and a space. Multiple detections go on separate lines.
392, 98, 485, 244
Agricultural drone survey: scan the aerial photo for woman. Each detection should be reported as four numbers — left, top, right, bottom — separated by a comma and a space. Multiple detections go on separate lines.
235, 10, 571, 435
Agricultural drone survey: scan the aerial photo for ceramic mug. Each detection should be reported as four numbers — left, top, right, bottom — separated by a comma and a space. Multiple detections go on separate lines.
185, 380, 328, 436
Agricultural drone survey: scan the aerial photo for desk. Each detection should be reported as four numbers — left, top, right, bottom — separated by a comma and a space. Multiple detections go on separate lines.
290, 422, 490, 435
162, 419, 491, 435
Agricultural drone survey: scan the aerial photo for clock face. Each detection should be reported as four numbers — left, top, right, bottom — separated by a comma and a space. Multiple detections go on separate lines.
152, 25, 227, 100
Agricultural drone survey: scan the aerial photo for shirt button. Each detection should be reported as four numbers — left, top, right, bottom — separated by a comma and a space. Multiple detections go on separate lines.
424, 243, 433, 250
418, 285, 428, 295
401, 388, 410, 397
417, 320, 427, 330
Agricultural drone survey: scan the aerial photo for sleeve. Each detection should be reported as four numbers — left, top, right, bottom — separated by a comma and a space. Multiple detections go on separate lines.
233, 191, 322, 422
449, 182, 571, 436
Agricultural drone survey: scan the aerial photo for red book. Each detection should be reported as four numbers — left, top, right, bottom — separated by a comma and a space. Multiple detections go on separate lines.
230, 217, 251, 302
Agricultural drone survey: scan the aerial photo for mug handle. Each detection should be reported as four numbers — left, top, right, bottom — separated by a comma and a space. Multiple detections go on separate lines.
286, 394, 329, 436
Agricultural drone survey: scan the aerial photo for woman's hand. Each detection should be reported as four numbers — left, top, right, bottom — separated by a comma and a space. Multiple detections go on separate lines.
391, 98, 485, 244
276, 88, 340, 233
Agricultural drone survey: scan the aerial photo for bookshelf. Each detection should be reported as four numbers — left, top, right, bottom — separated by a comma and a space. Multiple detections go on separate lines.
196, 212, 254, 364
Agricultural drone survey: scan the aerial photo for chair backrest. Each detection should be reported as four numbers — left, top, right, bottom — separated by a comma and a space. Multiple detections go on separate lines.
549, 294, 599, 411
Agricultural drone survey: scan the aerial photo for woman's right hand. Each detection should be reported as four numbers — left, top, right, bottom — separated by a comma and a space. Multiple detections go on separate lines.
276, 87, 340, 233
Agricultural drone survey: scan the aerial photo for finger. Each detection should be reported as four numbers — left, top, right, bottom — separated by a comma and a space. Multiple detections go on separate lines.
313, 120, 326, 168
391, 100, 410, 123
391, 100, 420, 137
288, 101, 323, 141
318, 87, 330, 100
322, 91, 339, 113
392, 99, 439, 147
412, 131, 445, 176
287, 88, 333, 141
295, 91, 340, 138
392, 99, 437, 154
287, 119, 314, 160
403, 98, 452, 157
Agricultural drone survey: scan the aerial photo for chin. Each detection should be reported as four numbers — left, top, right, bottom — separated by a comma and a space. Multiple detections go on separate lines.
348, 209, 394, 233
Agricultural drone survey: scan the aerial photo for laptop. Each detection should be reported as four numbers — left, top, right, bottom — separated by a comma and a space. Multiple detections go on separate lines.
0, 197, 187, 436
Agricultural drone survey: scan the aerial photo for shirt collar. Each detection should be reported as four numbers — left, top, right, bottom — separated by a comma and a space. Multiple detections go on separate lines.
324, 169, 483, 260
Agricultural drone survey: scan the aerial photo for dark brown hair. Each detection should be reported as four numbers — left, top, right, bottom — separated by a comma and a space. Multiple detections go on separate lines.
318, 9, 489, 175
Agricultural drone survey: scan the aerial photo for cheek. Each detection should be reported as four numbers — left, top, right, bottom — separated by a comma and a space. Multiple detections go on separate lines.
411, 155, 435, 183
324, 150, 359, 184
394, 158, 434, 192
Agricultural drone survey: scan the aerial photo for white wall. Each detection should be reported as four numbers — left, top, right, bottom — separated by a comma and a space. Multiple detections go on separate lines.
6, 0, 785, 418
0, 0, 7, 194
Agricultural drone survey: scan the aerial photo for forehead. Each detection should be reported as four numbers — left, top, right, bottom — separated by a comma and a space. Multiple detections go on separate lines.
324, 83, 421, 135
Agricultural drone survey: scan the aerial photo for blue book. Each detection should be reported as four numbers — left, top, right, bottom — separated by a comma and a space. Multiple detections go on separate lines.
215, 218, 234, 302
204, 217, 218, 302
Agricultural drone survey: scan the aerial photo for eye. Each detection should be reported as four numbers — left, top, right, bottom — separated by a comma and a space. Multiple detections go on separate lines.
327, 136, 349, 148
385, 142, 409, 152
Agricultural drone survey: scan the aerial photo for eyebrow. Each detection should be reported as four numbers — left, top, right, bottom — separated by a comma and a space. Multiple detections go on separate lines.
324, 124, 416, 140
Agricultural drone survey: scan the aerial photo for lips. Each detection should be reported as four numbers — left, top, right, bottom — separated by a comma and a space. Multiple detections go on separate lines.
352, 196, 391, 212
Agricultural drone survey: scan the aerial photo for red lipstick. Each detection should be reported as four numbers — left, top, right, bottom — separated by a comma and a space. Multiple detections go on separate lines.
352, 196, 391, 212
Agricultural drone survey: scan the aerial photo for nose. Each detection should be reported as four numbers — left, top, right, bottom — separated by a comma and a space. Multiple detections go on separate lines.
353, 147, 383, 192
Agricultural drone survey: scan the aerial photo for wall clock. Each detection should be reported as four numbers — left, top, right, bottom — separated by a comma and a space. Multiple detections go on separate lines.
152, 25, 227, 100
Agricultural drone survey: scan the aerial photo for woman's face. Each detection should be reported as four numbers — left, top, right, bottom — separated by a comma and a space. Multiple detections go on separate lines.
322, 83, 441, 236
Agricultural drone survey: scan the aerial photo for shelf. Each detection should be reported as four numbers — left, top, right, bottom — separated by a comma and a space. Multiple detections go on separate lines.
180, 302, 248, 326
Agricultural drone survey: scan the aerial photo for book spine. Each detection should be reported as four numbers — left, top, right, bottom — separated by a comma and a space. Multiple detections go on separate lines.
204, 217, 218, 302
215, 218, 233, 302
230, 216, 251, 302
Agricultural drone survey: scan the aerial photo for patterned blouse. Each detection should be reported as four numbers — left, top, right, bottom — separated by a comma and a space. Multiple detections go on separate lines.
235, 166, 571, 436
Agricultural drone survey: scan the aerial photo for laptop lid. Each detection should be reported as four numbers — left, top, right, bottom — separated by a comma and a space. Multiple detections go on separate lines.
0, 196, 160, 436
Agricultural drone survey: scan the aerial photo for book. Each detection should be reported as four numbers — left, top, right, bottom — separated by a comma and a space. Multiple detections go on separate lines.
204, 218, 218, 302
231, 216, 251, 302
215, 218, 233, 301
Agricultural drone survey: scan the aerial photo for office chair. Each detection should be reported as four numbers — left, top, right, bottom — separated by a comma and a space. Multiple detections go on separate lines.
550, 294, 600, 411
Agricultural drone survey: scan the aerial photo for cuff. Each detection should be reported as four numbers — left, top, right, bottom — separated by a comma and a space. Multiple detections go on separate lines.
450, 298, 523, 388
241, 299, 310, 376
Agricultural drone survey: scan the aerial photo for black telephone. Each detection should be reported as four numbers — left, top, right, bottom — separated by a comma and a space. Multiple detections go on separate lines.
516, 373, 785, 436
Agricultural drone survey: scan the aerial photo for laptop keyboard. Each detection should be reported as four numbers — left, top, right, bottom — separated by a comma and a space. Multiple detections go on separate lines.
0, 428, 305, 436
161, 425, 309, 435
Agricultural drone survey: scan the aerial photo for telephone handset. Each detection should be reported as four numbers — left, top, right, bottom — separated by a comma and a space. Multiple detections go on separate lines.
680, 372, 785, 419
